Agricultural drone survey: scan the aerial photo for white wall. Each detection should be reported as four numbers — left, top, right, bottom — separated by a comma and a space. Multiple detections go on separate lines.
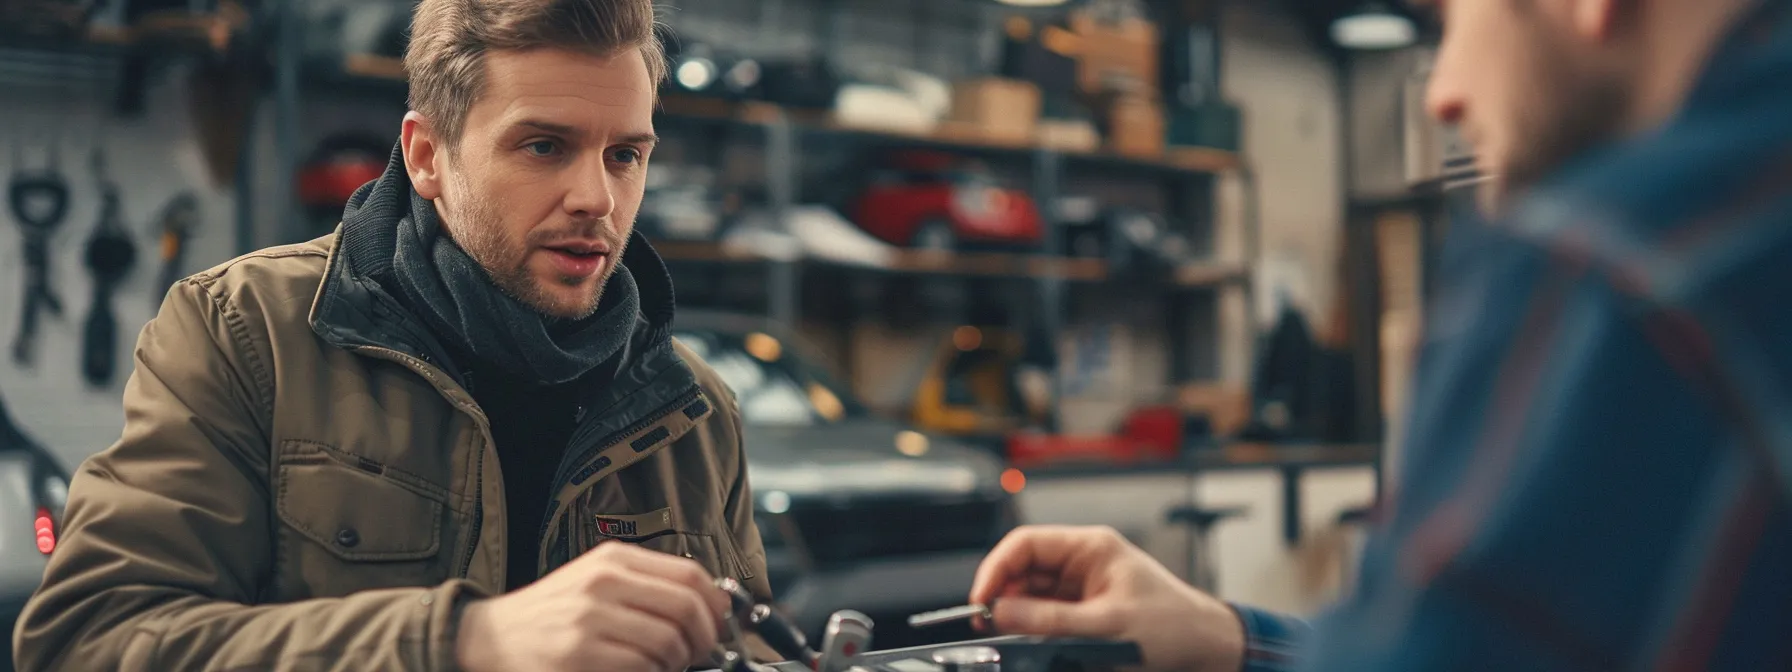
0, 63, 246, 473
1216, 1, 1346, 336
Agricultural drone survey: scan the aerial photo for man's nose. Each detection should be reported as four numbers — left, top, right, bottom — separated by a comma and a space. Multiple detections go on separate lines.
564, 155, 616, 221
1424, 67, 1465, 126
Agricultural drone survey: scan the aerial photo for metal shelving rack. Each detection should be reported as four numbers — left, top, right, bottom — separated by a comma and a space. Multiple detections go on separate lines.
1, 0, 1261, 431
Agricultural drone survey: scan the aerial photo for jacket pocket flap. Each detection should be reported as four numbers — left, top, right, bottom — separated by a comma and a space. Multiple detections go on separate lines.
276, 442, 444, 561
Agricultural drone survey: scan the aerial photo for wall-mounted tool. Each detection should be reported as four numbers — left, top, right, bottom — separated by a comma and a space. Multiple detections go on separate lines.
80, 151, 138, 388
151, 191, 199, 310
8, 144, 71, 367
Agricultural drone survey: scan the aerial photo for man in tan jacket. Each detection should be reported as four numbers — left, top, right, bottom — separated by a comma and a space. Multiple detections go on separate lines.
13, 1, 770, 670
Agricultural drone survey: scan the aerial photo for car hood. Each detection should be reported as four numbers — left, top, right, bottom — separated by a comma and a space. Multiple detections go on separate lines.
742, 419, 1007, 499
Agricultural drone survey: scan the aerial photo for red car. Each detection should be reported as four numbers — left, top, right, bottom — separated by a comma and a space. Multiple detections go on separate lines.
851, 152, 1045, 251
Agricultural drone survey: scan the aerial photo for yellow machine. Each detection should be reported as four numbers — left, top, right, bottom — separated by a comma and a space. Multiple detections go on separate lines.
910, 326, 1053, 436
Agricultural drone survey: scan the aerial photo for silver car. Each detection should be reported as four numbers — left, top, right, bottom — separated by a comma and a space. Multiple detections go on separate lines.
673, 312, 1020, 650
1, 396, 70, 671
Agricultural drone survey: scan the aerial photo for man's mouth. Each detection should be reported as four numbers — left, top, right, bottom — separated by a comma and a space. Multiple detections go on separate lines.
542, 240, 611, 257
539, 240, 613, 279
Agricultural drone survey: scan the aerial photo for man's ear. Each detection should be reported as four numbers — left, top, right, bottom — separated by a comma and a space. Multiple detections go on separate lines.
401, 111, 444, 200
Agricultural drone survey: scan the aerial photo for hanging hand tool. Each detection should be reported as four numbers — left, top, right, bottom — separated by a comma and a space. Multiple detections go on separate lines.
80, 151, 138, 388
152, 191, 199, 310
8, 143, 71, 367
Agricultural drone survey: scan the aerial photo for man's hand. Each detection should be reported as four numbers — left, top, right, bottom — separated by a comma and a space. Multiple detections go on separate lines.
455, 541, 730, 672
969, 525, 1246, 672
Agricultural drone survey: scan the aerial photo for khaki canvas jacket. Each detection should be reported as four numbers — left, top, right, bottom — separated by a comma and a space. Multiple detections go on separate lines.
13, 231, 769, 671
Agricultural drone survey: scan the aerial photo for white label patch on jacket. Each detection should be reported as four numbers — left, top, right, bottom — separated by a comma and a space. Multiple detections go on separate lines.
591, 507, 675, 541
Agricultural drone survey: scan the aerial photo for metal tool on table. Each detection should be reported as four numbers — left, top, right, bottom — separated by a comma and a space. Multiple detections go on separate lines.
715, 578, 873, 672
8, 143, 71, 367
816, 610, 875, 672
930, 645, 1002, 672
151, 191, 199, 310
907, 603, 994, 630
715, 577, 823, 671
80, 151, 139, 387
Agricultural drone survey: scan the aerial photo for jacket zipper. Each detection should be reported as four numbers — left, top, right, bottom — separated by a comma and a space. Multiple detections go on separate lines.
536, 385, 701, 575
348, 345, 493, 580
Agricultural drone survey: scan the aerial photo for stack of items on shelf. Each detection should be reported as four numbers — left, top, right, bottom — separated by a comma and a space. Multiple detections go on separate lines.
930, 0, 1242, 159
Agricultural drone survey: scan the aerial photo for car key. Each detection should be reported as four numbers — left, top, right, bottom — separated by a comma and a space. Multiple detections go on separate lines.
906, 603, 994, 629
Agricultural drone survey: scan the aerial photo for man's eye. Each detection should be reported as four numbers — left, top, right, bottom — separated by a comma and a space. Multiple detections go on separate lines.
611, 148, 642, 164
525, 141, 558, 157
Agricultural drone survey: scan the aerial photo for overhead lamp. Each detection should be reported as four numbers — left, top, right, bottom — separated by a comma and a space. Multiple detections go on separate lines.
1331, 2, 1417, 50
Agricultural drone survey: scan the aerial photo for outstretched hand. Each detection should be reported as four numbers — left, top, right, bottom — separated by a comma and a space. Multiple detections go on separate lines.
969, 525, 1247, 672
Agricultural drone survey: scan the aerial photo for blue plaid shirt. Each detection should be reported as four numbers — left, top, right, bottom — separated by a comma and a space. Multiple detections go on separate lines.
1236, 3, 1792, 670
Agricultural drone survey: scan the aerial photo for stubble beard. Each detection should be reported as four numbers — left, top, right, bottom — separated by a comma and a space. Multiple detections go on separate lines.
1484, 34, 1631, 215
444, 173, 622, 321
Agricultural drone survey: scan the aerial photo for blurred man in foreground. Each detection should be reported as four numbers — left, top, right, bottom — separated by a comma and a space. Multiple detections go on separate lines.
972, 0, 1792, 669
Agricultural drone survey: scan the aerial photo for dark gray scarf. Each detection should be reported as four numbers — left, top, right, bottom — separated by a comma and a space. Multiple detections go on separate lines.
391, 189, 640, 386
336, 144, 642, 387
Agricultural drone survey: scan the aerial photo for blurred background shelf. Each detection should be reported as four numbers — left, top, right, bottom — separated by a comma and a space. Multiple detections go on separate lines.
0, 8, 247, 54
655, 240, 1249, 287
339, 54, 1240, 176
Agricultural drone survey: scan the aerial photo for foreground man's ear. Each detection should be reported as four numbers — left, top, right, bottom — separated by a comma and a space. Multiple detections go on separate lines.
401, 111, 444, 200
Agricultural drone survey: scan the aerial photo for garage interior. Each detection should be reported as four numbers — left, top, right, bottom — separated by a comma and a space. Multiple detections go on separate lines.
0, 0, 1466, 666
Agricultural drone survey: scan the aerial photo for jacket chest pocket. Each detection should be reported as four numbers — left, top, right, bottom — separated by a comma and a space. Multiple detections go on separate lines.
274, 441, 454, 599
577, 507, 753, 582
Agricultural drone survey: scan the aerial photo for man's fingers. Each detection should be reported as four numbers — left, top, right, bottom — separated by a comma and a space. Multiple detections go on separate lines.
600, 568, 722, 664
990, 595, 1117, 639
584, 601, 691, 672
588, 542, 732, 622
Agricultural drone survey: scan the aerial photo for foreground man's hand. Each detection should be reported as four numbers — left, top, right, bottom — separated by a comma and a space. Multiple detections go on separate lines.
456, 541, 729, 672
969, 525, 1246, 672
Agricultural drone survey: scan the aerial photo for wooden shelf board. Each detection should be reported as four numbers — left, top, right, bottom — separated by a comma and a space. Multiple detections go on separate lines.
655, 240, 1243, 286
341, 67, 1242, 175
343, 53, 405, 81
86, 10, 244, 51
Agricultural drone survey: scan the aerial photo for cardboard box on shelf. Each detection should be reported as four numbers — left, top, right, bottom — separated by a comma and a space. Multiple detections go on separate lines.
948, 78, 1043, 146
1108, 95, 1166, 158
1070, 11, 1160, 97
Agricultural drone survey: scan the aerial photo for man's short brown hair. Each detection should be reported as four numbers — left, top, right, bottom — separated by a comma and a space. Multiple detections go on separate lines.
404, 0, 668, 146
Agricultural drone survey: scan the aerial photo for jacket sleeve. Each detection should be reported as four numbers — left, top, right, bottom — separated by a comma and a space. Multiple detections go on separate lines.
1231, 604, 1311, 672
721, 388, 773, 603
12, 278, 489, 672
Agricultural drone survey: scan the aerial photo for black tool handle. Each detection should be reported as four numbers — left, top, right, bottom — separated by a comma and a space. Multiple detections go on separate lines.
716, 579, 819, 666
749, 604, 818, 668
82, 284, 118, 386
12, 236, 54, 366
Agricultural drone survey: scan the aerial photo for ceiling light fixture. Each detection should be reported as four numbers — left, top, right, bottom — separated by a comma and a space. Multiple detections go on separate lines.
993, 0, 1071, 7
1331, 2, 1417, 50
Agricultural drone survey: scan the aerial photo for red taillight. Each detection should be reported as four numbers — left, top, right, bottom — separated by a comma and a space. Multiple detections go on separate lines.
34, 506, 55, 555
